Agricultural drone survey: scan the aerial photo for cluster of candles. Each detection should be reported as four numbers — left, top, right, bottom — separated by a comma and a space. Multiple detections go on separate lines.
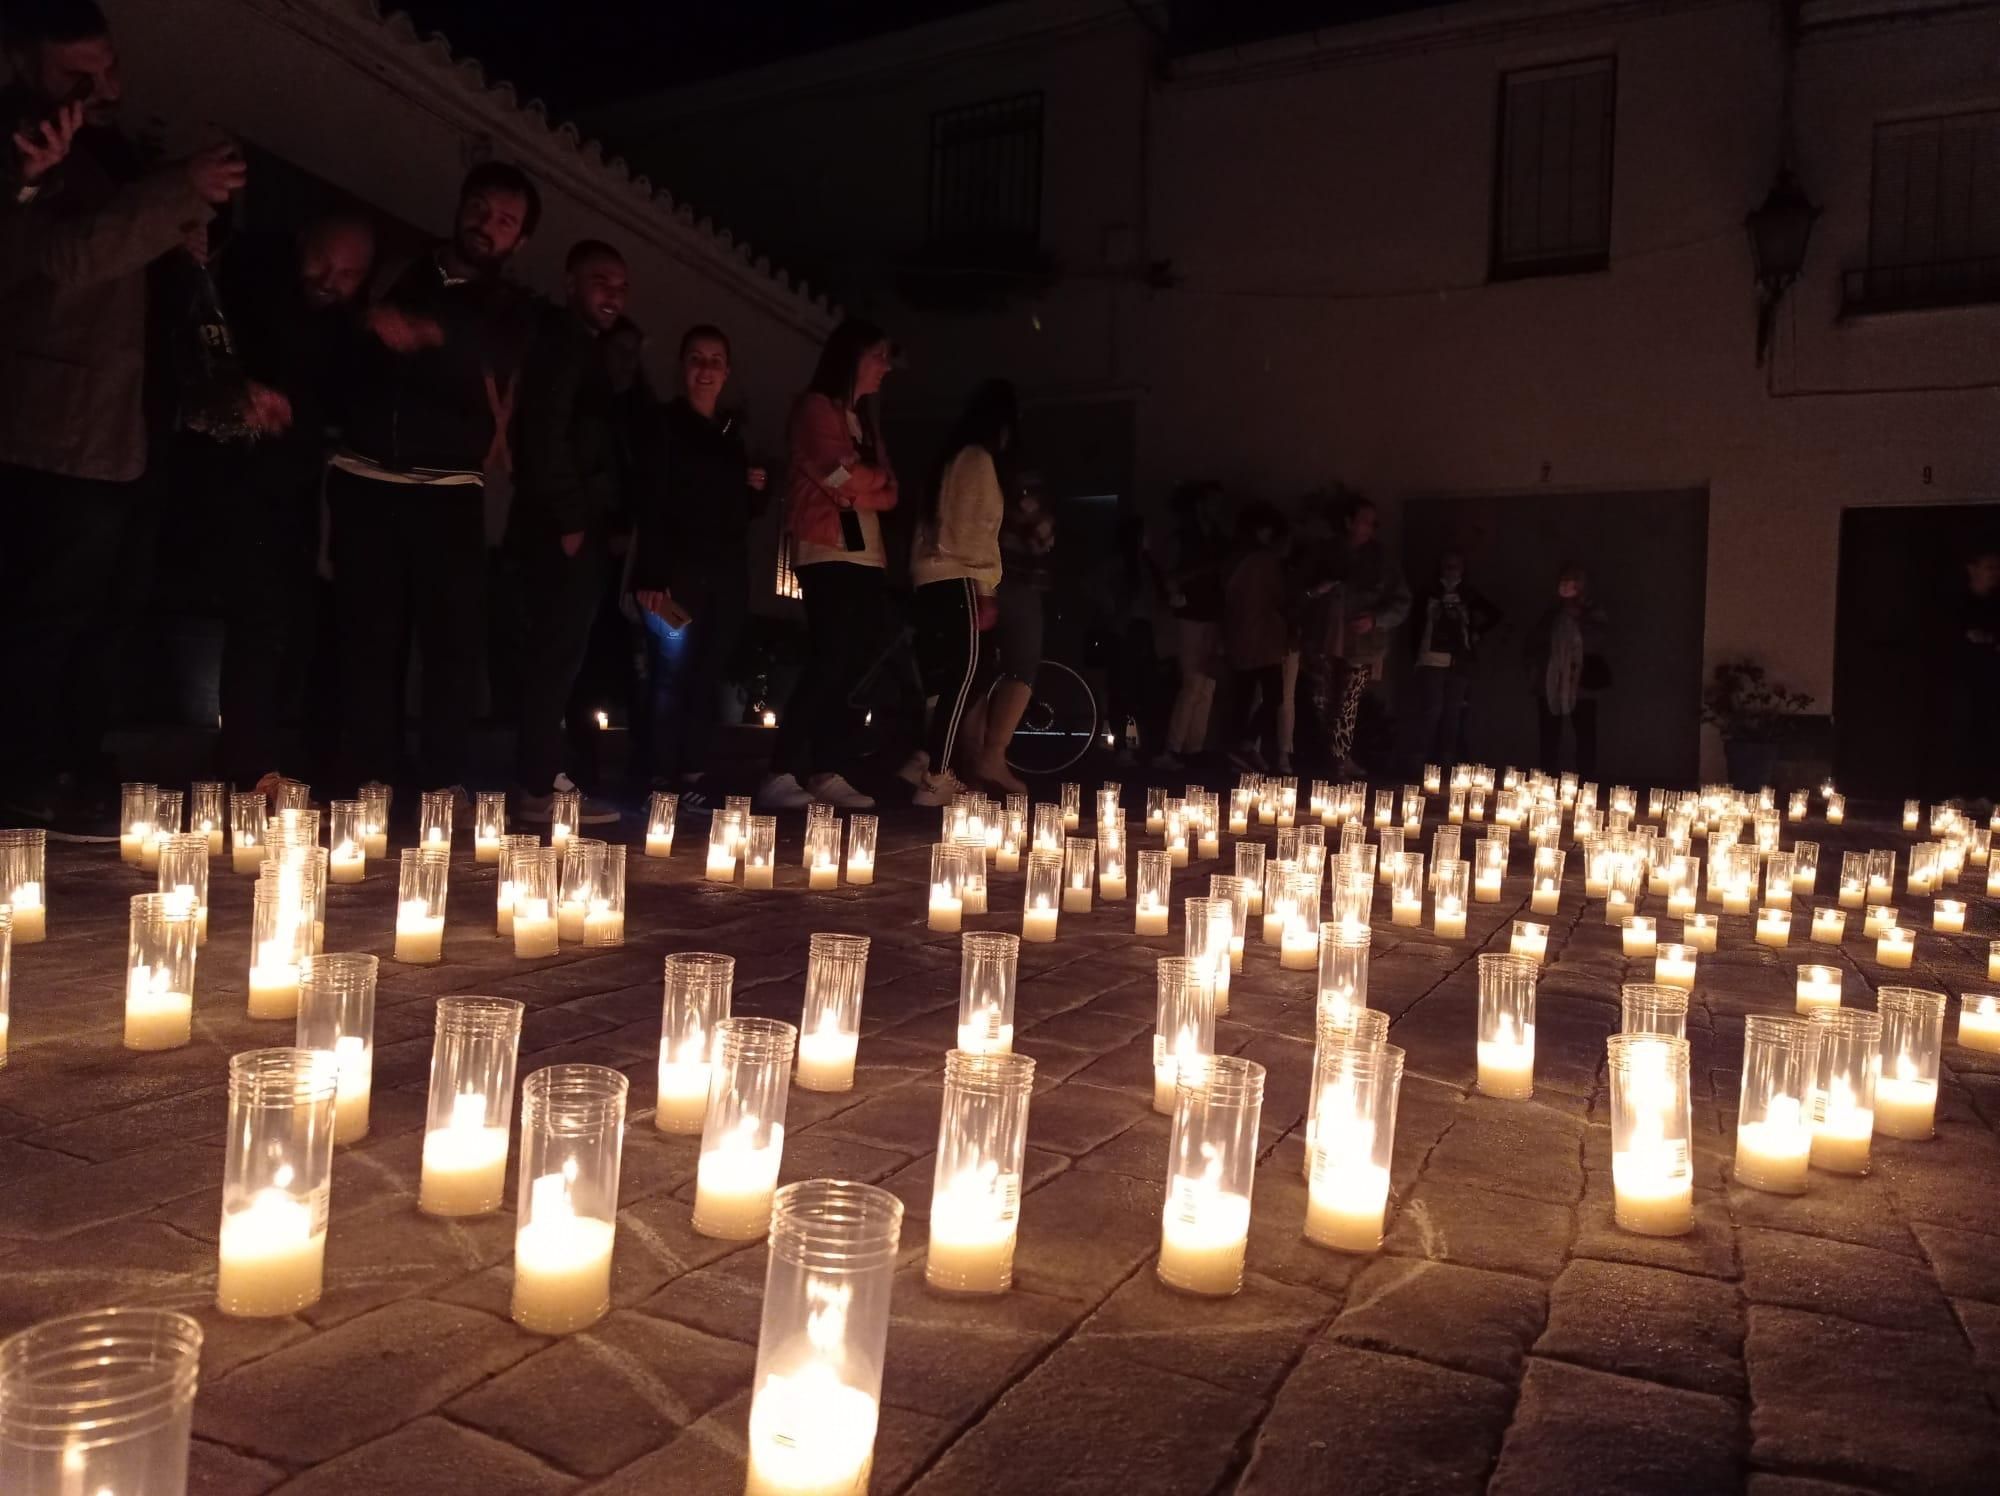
6, 765, 2000, 1493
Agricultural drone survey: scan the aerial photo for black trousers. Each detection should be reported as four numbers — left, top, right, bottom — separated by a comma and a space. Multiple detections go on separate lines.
0, 462, 154, 783
219, 459, 322, 787
326, 467, 486, 793
641, 564, 749, 786
1537, 698, 1599, 778
511, 529, 609, 792
914, 577, 983, 771
1233, 664, 1283, 748
772, 561, 890, 781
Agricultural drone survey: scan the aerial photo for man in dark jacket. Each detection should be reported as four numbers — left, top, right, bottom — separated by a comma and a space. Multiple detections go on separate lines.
326, 161, 540, 798
212, 212, 375, 791
0, 0, 242, 823
631, 324, 768, 809
508, 238, 629, 822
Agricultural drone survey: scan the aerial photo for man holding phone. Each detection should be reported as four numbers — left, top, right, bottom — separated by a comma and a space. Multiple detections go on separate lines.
632, 323, 768, 811
0, 0, 244, 826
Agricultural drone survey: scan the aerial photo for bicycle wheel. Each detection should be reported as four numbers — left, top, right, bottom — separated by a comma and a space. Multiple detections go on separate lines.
1003, 661, 1099, 776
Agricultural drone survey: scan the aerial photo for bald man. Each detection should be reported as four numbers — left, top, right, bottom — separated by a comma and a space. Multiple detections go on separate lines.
211, 211, 377, 790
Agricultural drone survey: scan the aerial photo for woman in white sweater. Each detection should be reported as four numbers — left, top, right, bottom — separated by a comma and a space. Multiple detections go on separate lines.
908, 380, 1016, 805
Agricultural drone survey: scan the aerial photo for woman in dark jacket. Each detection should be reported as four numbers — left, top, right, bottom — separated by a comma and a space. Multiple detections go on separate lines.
1525, 562, 1608, 776
1407, 551, 1500, 771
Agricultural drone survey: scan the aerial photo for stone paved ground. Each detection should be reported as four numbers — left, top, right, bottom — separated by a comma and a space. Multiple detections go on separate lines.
4, 801, 2000, 1495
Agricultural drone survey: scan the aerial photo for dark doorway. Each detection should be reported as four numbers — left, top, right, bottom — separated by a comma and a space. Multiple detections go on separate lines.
1833, 502, 2000, 797
1399, 487, 1709, 786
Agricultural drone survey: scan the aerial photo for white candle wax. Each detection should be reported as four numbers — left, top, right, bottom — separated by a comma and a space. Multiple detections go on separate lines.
1100, 873, 1127, 901
1280, 926, 1319, 970
395, 908, 445, 964
1611, 1151, 1694, 1235
1136, 901, 1169, 936
1795, 970, 1842, 1014
1683, 919, 1719, 953
644, 832, 674, 859
1723, 889, 1753, 915
475, 836, 500, 864
1474, 872, 1502, 904
7, 885, 44, 943
202, 824, 224, 855
1667, 889, 1696, 917
1991, 948, 2000, 982
809, 861, 839, 891
746, 1367, 878, 1496
1245, 884, 1263, 915
553, 899, 584, 943
550, 823, 572, 851
928, 888, 964, 933
1304, 1161, 1390, 1252
994, 846, 1020, 873
739, 858, 773, 890
1061, 884, 1092, 914
1198, 834, 1220, 860
1229, 814, 1248, 834
1392, 898, 1422, 928
1735, 1105, 1811, 1194
705, 848, 736, 883
1876, 932, 1914, 969
1510, 929, 1547, 964
513, 1211, 617, 1334
513, 899, 559, 959
216, 1190, 325, 1317
1873, 1074, 1936, 1139
1158, 1187, 1251, 1295
137, 833, 162, 871
1766, 885, 1794, 910
1022, 903, 1058, 943
1623, 920, 1658, 958
123, 977, 192, 1051
1756, 913, 1791, 949
1434, 900, 1467, 939
1477, 1030, 1535, 1099
1934, 902, 1965, 934
1959, 1002, 2000, 1054
362, 831, 388, 860
584, 906, 624, 945
795, 1022, 858, 1093
1811, 1086, 1874, 1174
655, 1059, 712, 1134
231, 843, 264, 876
247, 957, 300, 1020
1656, 955, 1697, 991
329, 845, 366, 885
957, 1013, 1014, 1055
693, 1130, 784, 1239
1811, 910, 1845, 944
419, 1096, 509, 1216
845, 853, 873, 886
1530, 881, 1560, 915
927, 1174, 1019, 1293
1169, 842, 1189, 869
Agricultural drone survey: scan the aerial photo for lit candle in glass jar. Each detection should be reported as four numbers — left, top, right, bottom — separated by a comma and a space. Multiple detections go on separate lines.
1875, 927, 1915, 969
1811, 908, 1846, 945
1622, 915, 1657, 958
1795, 964, 1842, 1014
1933, 899, 1965, 934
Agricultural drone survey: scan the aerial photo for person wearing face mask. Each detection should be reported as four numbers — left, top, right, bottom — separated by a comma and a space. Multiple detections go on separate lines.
632, 324, 769, 811
1406, 550, 1500, 773
0, 0, 245, 827
1526, 562, 1609, 776
760, 319, 899, 811
209, 210, 377, 793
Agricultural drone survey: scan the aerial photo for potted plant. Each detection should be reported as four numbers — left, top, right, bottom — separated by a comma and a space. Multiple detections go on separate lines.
1702, 659, 1815, 791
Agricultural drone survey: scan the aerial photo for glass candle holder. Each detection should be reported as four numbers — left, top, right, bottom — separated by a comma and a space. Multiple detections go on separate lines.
1132, 848, 1171, 936
1809, 1008, 1881, 1175
1184, 895, 1234, 1016
1518, 846, 1561, 916
1679, 912, 1718, 953
706, 809, 742, 884
644, 790, 678, 859
394, 847, 448, 965
996, 801, 1025, 872
419, 996, 524, 1216
472, 790, 506, 863
1607, 1033, 1694, 1236
187, 778, 227, 855
747, 1180, 903, 1496
123, 893, 195, 1052
496, 834, 541, 936
1735, 1014, 1818, 1194
1022, 849, 1062, 943
1427, 856, 1469, 939
1471, 837, 1505, 903
1476, 953, 1537, 1099
1620, 982, 1688, 1039
0, 829, 46, 946
1509, 918, 1549, 965
1305, 1040, 1404, 1254
1280, 870, 1321, 970
1229, 787, 1253, 834
806, 820, 841, 890
926, 1051, 1036, 1294
958, 931, 1018, 1053
1933, 898, 1965, 934
950, 837, 985, 915
584, 845, 626, 947
1836, 851, 1866, 909
1059, 780, 1081, 831
1144, 784, 1168, 833
1763, 850, 1795, 910
1791, 839, 1819, 893
1314, 922, 1371, 1029
297, 953, 379, 1145
247, 878, 307, 1020
512, 1064, 628, 1333
118, 781, 158, 865
1654, 942, 1698, 991
1209, 873, 1250, 971
929, 844, 968, 932
694, 1017, 797, 1240
1756, 907, 1793, 949
1796, 962, 1842, 1014
217, 1048, 337, 1317
1957, 992, 2000, 1053
1991, 938, 2000, 982
797, 933, 869, 1093
1060, 837, 1095, 914
1876, 926, 1916, 970
417, 789, 454, 853
326, 800, 367, 885
158, 832, 210, 947
1866, 848, 1897, 901
1152, 956, 1215, 1115
359, 785, 391, 860
508, 848, 561, 959
0, 1306, 204, 1495
1810, 907, 1846, 945
846, 813, 879, 885
1159, 1055, 1265, 1296
1902, 798, 1921, 831
657, 951, 734, 1134
1376, 827, 1405, 887
1031, 803, 1064, 856
801, 802, 834, 869
1621, 914, 1658, 958
1098, 833, 1129, 902
548, 789, 581, 851
739, 814, 777, 890
270, 778, 309, 814
1875, 986, 1945, 1140
557, 839, 605, 943
1389, 852, 1425, 927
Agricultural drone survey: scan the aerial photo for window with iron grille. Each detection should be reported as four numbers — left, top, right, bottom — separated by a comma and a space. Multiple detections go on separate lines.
929, 94, 1043, 253
774, 531, 802, 600
1848, 109, 2000, 313
1492, 59, 1616, 279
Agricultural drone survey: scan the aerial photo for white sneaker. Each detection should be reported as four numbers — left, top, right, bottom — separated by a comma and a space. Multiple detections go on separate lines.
807, 772, 876, 810
758, 772, 814, 810
896, 750, 930, 787
552, 772, 621, 824
911, 768, 966, 807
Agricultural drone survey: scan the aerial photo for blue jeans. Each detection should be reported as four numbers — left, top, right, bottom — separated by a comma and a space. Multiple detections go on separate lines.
640, 571, 746, 785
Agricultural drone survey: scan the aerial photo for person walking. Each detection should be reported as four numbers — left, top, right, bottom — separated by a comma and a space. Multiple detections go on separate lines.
1223, 503, 1291, 773
327, 162, 541, 801
0, 0, 243, 827
1406, 551, 1500, 772
632, 324, 769, 811
507, 239, 630, 826
1526, 562, 1608, 777
908, 380, 1015, 804
1159, 480, 1228, 770
760, 320, 899, 811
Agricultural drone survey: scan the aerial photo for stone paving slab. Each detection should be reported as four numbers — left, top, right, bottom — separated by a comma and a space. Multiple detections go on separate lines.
0, 805, 1997, 1493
